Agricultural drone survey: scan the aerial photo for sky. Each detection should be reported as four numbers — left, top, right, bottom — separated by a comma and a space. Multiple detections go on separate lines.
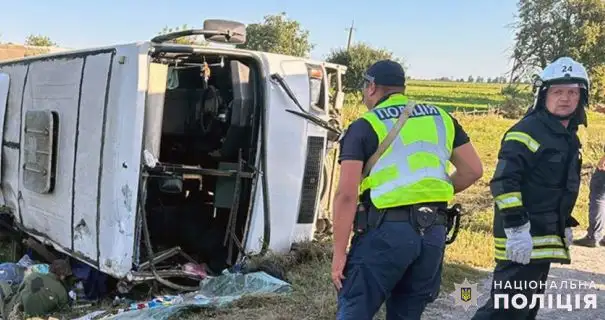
0, 0, 520, 80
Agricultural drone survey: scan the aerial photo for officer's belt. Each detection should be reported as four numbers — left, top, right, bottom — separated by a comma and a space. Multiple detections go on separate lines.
370, 205, 448, 225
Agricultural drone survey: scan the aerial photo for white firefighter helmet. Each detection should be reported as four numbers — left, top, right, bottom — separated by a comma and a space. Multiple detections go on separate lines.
535, 56, 590, 90
528, 57, 591, 125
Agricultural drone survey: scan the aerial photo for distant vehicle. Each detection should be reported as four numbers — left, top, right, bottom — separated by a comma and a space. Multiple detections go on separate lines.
0, 19, 347, 291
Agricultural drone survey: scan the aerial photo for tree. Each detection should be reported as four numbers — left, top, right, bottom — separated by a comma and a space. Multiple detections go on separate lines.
510, 0, 605, 102
157, 24, 206, 45
326, 43, 404, 92
25, 34, 55, 47
237, 13, 314, 57
467, 75, 475, 83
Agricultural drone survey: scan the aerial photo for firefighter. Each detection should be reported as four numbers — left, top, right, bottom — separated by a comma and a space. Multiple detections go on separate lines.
472, 56, 590, 319
332, 60, 483, 319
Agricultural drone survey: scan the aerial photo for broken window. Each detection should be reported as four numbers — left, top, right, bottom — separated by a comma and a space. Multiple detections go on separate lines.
306, 64, 326, 113
23, 110, 58, 193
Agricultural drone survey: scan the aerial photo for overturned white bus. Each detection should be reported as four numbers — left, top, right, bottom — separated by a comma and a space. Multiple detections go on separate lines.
0, 19, 347, 291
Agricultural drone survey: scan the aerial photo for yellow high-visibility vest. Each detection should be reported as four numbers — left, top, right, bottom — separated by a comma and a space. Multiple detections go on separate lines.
359, 93, 456, 208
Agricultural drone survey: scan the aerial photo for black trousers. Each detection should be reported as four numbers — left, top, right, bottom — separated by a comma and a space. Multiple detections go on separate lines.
472, 261, 551, 320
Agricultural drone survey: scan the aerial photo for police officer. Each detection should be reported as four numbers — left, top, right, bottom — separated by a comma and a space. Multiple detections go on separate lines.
472, 56, 590, 319
331, 60, 483, 319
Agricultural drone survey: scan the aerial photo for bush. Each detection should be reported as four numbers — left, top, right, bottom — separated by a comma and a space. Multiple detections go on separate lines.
490, 84, 533, 119
589, 65, 605, 105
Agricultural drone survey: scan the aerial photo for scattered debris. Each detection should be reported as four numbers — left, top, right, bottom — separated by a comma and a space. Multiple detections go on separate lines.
72, 269, 292, 319
0, 256, 69, 319
181, 263, 208, 279
0, 255, 33, 285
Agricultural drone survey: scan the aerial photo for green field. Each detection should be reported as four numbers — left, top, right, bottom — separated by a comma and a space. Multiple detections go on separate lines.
406, 80, 510, 111
343, 79, 517, 115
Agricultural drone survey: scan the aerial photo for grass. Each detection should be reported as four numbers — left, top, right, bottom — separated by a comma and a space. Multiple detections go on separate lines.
7, 80, 605, 319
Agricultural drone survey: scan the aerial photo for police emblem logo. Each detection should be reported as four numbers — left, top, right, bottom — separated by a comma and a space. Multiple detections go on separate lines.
461, 287, 472, 302
450, 278, 482, 311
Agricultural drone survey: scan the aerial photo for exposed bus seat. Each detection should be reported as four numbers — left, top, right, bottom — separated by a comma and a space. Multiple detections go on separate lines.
217, 60, 254, 161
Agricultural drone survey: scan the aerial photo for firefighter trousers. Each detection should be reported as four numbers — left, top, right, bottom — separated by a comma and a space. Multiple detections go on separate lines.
472, 261, 551, 320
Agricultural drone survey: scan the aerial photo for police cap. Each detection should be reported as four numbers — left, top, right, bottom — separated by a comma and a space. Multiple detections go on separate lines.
364, 60, 406, 87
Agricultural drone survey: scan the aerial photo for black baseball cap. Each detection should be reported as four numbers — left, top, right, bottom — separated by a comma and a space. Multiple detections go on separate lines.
363, 60, 406, 87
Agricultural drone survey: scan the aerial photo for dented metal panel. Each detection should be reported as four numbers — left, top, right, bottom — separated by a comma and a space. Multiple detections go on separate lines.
12, 44, 147, 278
22, 110, 56, 194
97, 43, 150, 277
0, 43, 149, 279
72, 52, 114, 261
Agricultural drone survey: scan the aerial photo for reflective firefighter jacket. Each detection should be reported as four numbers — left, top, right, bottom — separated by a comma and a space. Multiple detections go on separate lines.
491, 110, 582, 264
359, 93, 456, 208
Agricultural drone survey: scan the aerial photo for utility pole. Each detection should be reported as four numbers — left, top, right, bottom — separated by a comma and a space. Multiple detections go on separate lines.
346, 20, 355, 51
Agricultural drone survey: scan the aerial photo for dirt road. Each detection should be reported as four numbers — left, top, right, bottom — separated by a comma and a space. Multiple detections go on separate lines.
421, 233, 605, 319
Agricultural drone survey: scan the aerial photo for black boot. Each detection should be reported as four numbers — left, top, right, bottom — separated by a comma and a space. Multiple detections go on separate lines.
573, 235, 598, 247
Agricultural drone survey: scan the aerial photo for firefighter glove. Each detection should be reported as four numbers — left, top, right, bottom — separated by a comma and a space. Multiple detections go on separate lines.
565, 227, 573, 248
504, 221, 532, 265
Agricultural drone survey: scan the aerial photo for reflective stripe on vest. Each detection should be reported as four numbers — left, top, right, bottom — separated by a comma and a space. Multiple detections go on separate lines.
359, 94, 455, 208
